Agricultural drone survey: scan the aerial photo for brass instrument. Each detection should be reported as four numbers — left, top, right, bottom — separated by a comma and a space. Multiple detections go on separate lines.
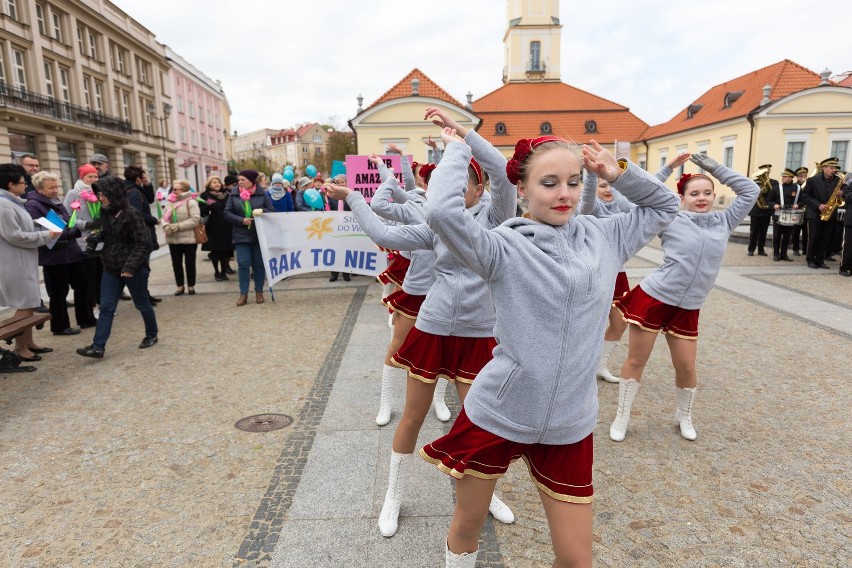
752, 167, 771, 209
819, 172, 846, 222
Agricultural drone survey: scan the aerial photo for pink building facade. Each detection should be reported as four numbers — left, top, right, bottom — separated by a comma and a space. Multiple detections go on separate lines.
166, 47, 228, 191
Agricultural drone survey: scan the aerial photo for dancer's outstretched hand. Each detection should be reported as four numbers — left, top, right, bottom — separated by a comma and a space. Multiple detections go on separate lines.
326, 184, 352, 200
582, 141, 621, 183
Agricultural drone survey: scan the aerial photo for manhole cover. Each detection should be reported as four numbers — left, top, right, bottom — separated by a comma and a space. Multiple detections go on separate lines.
235, 414, 293, 432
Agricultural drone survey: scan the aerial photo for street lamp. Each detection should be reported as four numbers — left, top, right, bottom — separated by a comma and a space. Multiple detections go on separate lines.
147, 102, 172, 183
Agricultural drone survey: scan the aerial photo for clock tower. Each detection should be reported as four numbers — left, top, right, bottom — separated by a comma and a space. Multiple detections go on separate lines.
503, 0, 562, 83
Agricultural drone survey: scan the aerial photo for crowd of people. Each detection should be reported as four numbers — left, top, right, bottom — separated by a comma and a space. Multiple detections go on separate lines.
3, 114, 851, 566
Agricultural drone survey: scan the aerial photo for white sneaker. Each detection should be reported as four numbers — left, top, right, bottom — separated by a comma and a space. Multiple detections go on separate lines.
488, 493, 515, 524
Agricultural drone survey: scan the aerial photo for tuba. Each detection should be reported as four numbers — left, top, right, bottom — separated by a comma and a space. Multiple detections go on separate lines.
819, 172, 846, 222
752, 167, 772, 209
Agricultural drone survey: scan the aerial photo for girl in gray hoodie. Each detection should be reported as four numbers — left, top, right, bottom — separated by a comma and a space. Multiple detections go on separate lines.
325, 107, 517, 539
609, 154, 758, 443
421, 128, 680, 567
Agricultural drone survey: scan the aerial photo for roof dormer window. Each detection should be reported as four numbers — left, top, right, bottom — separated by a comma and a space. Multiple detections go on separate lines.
723, 90, 744, 108
495, 122, 507, 135
540, 121, 552, 134
687, 104, 703, 119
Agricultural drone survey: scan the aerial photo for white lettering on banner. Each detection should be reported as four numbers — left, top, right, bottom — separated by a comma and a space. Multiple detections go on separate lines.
255, 211, 390, 286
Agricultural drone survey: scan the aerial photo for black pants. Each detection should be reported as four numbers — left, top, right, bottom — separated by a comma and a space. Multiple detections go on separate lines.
841, 225, 852, 272
80, 255, 103, 306
830, 221, 844, 255
44, 261, 96, 332
748, 216, 771, 253
169, 243, 197, 287
806, 218, 834, 264
772, 220, 793, 259
209, 250, 231, 275
791, 220, 808, 253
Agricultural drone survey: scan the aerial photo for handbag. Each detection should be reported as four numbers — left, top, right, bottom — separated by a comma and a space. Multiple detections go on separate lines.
194, 223, 208, 244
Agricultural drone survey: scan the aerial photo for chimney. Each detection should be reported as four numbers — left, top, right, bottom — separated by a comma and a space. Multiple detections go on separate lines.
356, 93, 363, 112
466, 91, 473, 110
761, 84, 772, 105
411, 78, 420, 96
820, 68, 832, 85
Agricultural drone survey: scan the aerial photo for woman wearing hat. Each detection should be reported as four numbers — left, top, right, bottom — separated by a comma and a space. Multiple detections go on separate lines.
223, 169, 274, 306
65, 164, 104, 307
767, 168, 801, 261
294, 176, 317, 211
266, 173, 295, 212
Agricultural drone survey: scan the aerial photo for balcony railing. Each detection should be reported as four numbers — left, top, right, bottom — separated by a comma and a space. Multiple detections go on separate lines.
526, 61, 546, 74
0, 83, 132, 136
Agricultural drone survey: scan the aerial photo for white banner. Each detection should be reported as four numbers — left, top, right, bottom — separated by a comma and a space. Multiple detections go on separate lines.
254, 211, 390, 286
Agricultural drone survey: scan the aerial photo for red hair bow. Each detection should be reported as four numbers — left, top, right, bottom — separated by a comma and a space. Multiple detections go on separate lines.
419, 163, 437, 184
676, 173, 694, 195
469, 158, 483, 186
506, 135, 566, 185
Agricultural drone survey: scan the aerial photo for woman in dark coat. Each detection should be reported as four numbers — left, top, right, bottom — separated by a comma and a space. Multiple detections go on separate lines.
24, 171, 96, 335
199, 175, 234, 281
223, 169, 273, 306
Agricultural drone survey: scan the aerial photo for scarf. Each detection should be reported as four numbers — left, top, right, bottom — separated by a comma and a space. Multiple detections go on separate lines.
268, 185, 288, 201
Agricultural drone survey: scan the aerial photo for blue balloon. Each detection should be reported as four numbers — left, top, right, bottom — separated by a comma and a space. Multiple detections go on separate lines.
306, 164, 317, 178
283, 170, 295, 182
303, 188, 325, 210
284, 165, 294, 173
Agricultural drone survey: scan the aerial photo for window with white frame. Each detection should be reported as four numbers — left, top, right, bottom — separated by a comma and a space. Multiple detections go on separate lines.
12, 48, 26, 90
37, 4, 47, 35
94, 80, 103, 112
177, 95, 184, 113
785, 142, 805, 171
313, 134, 322, 143
58, 67, 70, 114
76, 25, 84, 52
675, 146, 688, 178
43, 60, 54, 97
191, 130, 197, 147
121, 91, 129, 120
6, 0, 18, 20
188, 101, 194, 118
52, 12, 63, 42
88, 31, 97, 59
82, 75, 91, 108
0, 47, 6, 93
723, 146, 734, 169
659, 150, 668, 171
116, 48, 125, 74
832, 141, 849, 169
180, 126, 187, 144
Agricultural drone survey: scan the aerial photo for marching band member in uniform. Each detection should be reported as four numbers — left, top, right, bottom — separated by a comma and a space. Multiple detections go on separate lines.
747, 164, 777, 257
801, 158, 843, 269
791, 166, 809, 256
767, 168, 800, 261
839, 177, 852, 277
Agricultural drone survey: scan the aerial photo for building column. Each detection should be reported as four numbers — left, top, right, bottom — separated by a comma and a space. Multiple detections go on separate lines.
0, 124, 11, 160
37, 134, 60, 175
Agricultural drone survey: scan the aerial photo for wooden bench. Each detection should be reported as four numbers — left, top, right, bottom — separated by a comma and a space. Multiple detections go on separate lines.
0, 313, 52, 374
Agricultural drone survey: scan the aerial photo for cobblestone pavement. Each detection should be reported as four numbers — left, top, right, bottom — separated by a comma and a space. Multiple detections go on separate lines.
1, 240, 850, 567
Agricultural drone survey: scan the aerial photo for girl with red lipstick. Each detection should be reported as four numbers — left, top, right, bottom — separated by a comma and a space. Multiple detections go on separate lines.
422, 129, 679, 567
609, 154, 758, 443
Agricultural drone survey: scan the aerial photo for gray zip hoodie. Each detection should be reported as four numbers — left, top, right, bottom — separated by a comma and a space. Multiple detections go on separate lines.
639, 165, 758, 309
426, 141, 680, 445
371, 171, 435, 296
344, 129, 516, 337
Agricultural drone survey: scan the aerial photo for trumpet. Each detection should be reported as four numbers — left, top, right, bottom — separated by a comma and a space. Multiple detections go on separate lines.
819, 172, 846, 222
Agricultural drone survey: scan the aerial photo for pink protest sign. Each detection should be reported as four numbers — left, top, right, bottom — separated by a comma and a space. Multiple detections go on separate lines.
344, 155, 408, 202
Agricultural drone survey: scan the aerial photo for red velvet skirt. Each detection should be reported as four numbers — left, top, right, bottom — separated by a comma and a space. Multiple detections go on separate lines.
377, 254, 410, 287
382, 290, 425, 320
390, 328, 496, 384
613, 271, 630, 301
613, 285, 699, 339
420, 409, 594, 503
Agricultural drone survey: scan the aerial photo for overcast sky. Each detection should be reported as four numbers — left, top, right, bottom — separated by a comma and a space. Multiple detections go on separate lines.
113, 0, 846, 135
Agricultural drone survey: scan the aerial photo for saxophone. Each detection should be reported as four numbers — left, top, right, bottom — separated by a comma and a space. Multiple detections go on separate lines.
819, 173, 846, 222
754, 169, 771, 209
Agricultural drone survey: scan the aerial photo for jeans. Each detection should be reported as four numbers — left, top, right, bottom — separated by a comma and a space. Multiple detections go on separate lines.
235, 242, 265, 294
168, 243, 197, 287
92, 268, 158, 350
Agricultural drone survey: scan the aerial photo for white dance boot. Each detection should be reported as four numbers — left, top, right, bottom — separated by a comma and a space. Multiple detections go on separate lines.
596, 340, 619, 383
378, 451, 407, 537
488, 493, 515, 523
609, 378, 641, 442
375, 364, 396, 426
432, 378, 451, 422
675, 387, 698, 441
445, 541, 478, 567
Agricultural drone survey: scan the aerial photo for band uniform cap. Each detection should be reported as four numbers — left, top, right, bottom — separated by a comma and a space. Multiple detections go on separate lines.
782, 168, 796, 178
795, 167, 809, 175
89, 153, 108, 164
758, 163, 773, 170
819, 157, 840, 168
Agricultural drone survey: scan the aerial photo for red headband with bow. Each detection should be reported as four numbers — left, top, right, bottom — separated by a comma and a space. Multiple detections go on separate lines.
469, 158, 483, 186
506, 135, 566, 185
419, 163, 437, 184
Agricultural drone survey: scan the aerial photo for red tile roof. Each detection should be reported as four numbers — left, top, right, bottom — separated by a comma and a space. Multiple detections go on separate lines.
837, 73, 852, 87
365, 68, 466, 111
640, 59, 824, 140
472, 82, 648, 146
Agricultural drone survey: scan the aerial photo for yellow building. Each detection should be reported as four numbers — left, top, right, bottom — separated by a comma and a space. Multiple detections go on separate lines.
637, 60, 852, 198
349, 68, 479, 164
